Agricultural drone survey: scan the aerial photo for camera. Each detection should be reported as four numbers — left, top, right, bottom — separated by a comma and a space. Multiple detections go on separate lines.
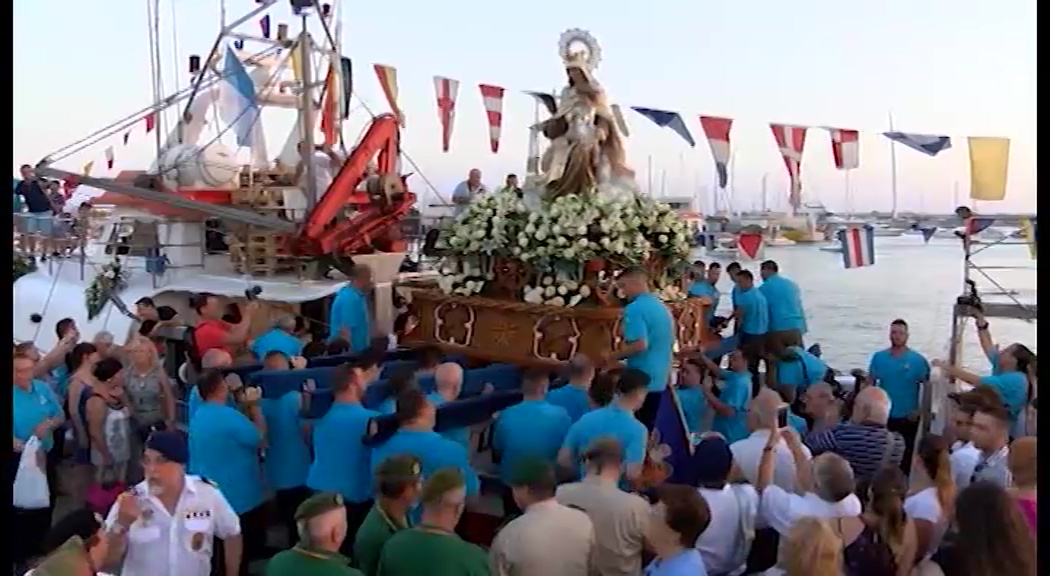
245, 285, 263, 301
955, 279, 983, 313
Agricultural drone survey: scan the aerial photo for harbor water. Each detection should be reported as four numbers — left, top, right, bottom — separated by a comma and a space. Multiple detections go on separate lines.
699, 235, 1037, 373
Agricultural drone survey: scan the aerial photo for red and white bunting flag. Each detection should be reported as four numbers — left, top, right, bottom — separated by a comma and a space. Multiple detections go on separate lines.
698, 116, 734, 189
828, 128, 860, 170
478, 84, 505, 154
104, 147, 115, 170
144, 113, 156, 134
769, 124, 809, 209
122, 132, 130, 145
433, 76, 460, 153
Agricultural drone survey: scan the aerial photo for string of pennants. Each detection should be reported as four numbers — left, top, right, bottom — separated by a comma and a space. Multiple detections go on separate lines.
75, 113, 159, 179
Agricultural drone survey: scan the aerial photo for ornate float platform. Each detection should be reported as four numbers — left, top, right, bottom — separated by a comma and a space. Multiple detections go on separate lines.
402, 289, 710, 368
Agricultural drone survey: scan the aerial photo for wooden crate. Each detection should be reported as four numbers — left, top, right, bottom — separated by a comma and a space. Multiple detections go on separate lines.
239, 167, 296, 188
234, 255, 298, 277
402, 290, 709, 368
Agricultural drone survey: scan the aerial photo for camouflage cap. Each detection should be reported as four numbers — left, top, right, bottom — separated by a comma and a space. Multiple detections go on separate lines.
509, 457, 556, 488
32, 537, 90, 576
375, 454, 423, 483
419, 468, 466, 505
294, 492, 345, 522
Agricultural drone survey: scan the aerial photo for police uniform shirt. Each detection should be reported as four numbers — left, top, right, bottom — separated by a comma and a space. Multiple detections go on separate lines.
104, 475, 241, 576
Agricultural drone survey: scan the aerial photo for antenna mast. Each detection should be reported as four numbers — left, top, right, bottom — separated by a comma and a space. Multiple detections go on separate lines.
298, 16, 318, 212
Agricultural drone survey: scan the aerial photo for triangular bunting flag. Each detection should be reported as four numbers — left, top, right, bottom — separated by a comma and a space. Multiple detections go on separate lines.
737, 232, 763, 260
104, 147, 115, 170
920, 226, 937, 244
769, 124, 809, 209
122, 132, 130, 145
373, 64, 403, 126
339, 57, 352, 120
838, 225, 876, 269
478, 84, 505, 154
259, 15, 271, 38
698, 116, 733, 189
631, 107, 695, 147
965, 216, 996, 236
883, 132, 952, 157
144, 113, 156, 133
525, 91, 557, 116
433, 76, 460, 153
82, 161, 94, 176
828, 128, 860, 170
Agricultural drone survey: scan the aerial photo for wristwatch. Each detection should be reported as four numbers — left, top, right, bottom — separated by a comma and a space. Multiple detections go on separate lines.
976, 322, 989, 331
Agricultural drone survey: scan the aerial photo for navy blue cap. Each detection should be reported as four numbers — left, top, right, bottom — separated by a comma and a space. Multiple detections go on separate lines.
693, 436, 733, 484
145, 430, 188, 464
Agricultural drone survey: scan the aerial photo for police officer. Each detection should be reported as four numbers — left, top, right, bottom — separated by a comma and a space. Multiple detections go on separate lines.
266, 492, 363, 576
103, 431, 243, 576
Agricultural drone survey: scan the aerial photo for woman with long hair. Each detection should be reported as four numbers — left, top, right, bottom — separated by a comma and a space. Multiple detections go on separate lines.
122, 336, 176, 482
65, 342, 100, 506
905, 434, 955, 560
84, 358, 131, 491
781, 517, 843, 576
1007, 436, 1037, 532
932, 481, 1036, 576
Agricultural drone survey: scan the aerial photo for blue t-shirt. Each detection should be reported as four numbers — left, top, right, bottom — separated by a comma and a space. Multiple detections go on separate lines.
788, 411, 809, 435
623, 293, 675, 392
52, 365, 71, 400
492, 400, 571, 484
261, 392, 310, 491
307, 401, 378, 503
427, 392, 471, 449
370, 429, 479, 496
13, 379, 64, 452
688, 280, 720, 322
676, 387, 708, 434
186, 387, 235, 423
758, 274, 807, 334
251, 329, 304, 361
562, 404, 648, 471
776, 347, 829, 390
546, 384, 592, 423
329, 285, 371, 352
188, 403, 265, 514
730, 284, 741, 309
980, 371, 1028, 425
377, 397, 397, 415
712, 370, 751, 443
645, 548, 708, 576
868, 348, 931, 418
734, 287, 769, 336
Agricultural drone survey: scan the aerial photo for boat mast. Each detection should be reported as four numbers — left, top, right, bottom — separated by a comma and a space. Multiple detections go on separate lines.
146, 0, 165, 158
298, 11, 318, 212
761, 173, 768, 212
888, 111, 899, 219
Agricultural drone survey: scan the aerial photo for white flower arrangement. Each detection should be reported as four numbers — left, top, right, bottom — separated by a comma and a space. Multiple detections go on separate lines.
523, 274, 594, 307
85, 260, 128, 320
436, 258, 493, 297
633, 196, 694, 261
436, 191, 529, 256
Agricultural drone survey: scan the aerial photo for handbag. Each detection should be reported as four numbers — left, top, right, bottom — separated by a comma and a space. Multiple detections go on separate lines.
13, 436, 50, 510
86, 467, 126, 515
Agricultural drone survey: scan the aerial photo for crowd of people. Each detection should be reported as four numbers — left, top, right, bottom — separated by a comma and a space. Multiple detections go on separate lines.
14, 164, 95, 262
13, 258, 1038, 576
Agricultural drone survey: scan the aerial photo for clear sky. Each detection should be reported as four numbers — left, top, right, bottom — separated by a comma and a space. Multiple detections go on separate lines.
14, 0, 1035, 214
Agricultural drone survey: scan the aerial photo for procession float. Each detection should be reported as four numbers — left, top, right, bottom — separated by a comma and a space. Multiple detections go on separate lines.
402, 30, 709, 366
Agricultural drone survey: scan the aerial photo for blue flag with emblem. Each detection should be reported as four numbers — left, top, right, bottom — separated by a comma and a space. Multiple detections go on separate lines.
883, 132, 952, 157
631, 107, 696, 147
652, 386, 697, 485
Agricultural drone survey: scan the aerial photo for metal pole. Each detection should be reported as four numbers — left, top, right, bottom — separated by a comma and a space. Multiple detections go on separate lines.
299, 24, 319, 212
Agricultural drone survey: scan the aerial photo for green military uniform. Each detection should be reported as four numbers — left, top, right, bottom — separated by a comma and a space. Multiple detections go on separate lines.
376, 469, 491, 576
353, 455, 422, 576
32, 537, 91, 576
266, 493, 364, 576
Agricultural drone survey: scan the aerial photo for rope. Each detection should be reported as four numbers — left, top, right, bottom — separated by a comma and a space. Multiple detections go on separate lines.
31, 254, 68, 343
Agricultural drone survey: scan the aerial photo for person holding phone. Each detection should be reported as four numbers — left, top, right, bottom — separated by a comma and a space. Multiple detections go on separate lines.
692, 348, 752, 443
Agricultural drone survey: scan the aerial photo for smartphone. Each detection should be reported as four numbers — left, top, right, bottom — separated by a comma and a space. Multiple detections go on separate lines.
302, 378, 316, 393
777, 405, 789, 428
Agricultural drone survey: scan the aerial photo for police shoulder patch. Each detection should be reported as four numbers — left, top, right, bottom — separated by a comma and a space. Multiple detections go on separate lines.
198, 476, 219, 488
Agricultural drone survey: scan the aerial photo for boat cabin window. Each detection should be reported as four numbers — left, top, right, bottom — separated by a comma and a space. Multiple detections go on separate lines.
105, 220, 160, 257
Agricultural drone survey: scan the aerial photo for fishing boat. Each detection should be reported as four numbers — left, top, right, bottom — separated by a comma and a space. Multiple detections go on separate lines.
15, 0, 417, 350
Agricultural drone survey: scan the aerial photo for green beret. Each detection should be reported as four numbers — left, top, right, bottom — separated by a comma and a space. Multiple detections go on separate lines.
294, 492, 345, 522
375, 454, 422, 483
33, 537, 89, 576
509, 457, 556, 488
420, 468, 466, 504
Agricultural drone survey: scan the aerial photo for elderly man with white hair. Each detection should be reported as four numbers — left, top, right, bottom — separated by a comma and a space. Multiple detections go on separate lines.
249, 313, 303, 361
731, 388, 813, 492
804, 386, 907, 484
264, 492, 360, 576
428, 362, 469, 448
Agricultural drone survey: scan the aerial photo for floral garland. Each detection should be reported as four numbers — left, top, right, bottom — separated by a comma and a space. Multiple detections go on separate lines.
85, 260, 128, 321
436, 190, 693, 306
14, 252, 36, 282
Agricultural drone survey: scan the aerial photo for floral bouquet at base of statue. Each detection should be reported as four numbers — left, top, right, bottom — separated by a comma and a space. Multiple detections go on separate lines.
85, 261, 128, 321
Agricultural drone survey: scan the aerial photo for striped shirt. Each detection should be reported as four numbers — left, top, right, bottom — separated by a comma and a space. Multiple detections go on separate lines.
971, 445, 1012, 488
804, 421, 905, 483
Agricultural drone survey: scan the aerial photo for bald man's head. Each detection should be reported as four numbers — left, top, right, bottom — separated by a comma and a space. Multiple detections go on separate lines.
434, 363, 463, 398
852, 386, 891, 424
201, 349, 233, 369
748, 388, 782, 431
297, 506, 347, 549
812, 452, 856, 503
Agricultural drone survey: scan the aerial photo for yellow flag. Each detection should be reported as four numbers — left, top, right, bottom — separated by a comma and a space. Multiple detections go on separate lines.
1019, 217, 1037, 260
82, 161, 94, 176
374, 64, 403, 126
288, 40, 302, 84
967, 136, 1010, 201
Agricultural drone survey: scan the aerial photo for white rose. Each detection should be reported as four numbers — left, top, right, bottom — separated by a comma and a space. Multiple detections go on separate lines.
547, 296, 566, 307
568, 294, 583, 307
544, 286, 556, 297
658, 234, 668, 244
542, 276, 553, 286
579, 284, 592, 297
557, 285, 568, 296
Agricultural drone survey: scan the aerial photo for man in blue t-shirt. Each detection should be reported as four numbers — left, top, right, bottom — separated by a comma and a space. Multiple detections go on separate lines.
867, 318, 930, 473
687, 261, 721, 323
329, 264, 374, 352
758, 260, 808, 360
547, 355, 595, 423
605, 267, 675, 429
250, 314, 304, 360
732, 270, 770, 395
